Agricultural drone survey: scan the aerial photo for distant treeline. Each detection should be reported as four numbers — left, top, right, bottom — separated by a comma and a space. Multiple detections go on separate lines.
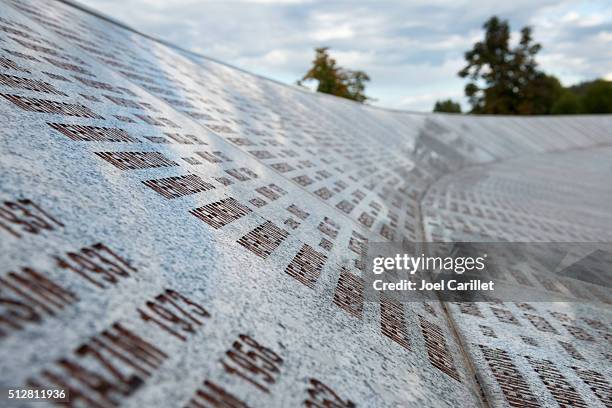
434, 16, 612, 115
435, 79, 612, 114
296, 16, 611, 115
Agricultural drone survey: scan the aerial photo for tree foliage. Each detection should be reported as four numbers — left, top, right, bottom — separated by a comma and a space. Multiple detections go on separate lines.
451, 16, 612, 115
298, 47, 371, 103
550, 90, 582, 114
433, 99, 462, 113
459, 16, 551, 114
516, 73, 563, 115
581, 80, 612, 113
551, 80, 612, 114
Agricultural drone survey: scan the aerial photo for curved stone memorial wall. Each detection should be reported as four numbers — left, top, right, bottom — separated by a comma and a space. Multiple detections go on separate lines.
0, 1, 611, 407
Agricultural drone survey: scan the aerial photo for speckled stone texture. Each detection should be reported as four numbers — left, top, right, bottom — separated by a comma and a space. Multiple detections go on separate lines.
0, 1, 610, 407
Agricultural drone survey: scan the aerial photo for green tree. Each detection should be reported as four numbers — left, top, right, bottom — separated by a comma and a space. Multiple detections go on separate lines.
299, 47, 371, 103
458, 16, 559, 114
582, 80, 612, 113
517, 74, 563, 114
346, 70, 371, 103
551, 90, 583, 114
551, 80, 612, 114
433, 99, 462, 113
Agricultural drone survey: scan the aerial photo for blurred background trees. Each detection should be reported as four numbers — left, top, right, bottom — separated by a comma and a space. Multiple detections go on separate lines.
434, 100, 461, 113
298, 47, 372, 103
297, 21, 610, 114
434, 16, 612, 114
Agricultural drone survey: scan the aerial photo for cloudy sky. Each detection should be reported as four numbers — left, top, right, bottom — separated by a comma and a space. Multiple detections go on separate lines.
80, 0, 612, 112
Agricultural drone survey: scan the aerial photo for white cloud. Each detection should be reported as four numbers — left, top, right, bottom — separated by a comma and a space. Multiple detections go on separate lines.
596, 31, 612, 42
79, 0, 612, 111
311, 25, 354, 41
242, 0, 312, 3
